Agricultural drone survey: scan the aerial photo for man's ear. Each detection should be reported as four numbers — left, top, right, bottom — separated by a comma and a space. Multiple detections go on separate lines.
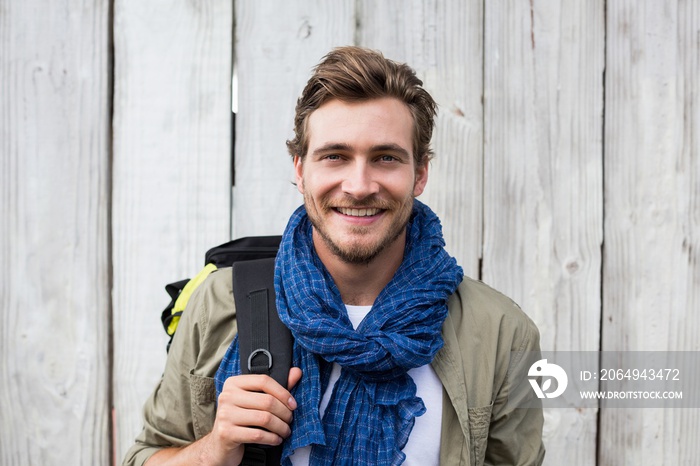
413, 160, 429, 197
293, 155, 304, 193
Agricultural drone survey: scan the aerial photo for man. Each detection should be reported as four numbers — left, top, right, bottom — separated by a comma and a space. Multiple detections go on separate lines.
124, 46, 545, 466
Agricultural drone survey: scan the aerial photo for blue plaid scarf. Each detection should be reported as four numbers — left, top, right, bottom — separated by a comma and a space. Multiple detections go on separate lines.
216, 200, 463, 465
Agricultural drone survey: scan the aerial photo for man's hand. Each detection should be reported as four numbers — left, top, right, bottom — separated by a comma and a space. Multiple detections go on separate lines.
207, 367, 303, 462
145, 368, 302, 466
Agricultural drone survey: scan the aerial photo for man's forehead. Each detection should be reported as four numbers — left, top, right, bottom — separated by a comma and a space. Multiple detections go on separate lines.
305, 97, 414, 149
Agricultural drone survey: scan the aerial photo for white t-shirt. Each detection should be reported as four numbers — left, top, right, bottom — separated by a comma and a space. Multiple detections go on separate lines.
289, 305, 443, 465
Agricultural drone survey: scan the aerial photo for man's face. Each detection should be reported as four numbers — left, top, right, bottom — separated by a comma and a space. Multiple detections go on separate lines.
294, 97, 428, 264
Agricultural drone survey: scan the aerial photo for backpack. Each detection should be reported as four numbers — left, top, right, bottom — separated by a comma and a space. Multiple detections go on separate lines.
160, 235, 293, 387
160, 236, 293, 465
162, 236, 282, 342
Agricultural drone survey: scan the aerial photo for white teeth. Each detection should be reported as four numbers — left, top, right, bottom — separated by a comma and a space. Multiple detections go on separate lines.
338, 207, 380, 217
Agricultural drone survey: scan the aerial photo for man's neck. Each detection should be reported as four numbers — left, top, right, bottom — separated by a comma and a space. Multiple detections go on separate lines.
312, 230, 405, 306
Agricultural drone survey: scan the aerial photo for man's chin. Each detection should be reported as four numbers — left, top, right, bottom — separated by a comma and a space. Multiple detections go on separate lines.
325, 238, 385, 265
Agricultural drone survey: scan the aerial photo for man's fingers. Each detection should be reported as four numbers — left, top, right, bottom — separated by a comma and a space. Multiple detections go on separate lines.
226, 373, 296, 406
223, 389, 294, 425
211, 418, 285, 449
288, 367, 303, 391
223, 374, 296, 409
225, 404, 292, 439
217, 374, 298, 434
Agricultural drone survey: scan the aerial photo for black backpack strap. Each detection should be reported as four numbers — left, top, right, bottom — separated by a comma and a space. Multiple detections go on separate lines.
232, 257, 292, 466
233, 257, 292, 386
239, 445, 282, 466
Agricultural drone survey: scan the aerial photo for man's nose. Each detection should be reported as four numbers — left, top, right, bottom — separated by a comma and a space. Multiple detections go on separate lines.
341, 161, 379, 199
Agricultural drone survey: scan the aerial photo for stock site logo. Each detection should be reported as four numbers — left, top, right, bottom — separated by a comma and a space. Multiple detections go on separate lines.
528, 359, 568, 399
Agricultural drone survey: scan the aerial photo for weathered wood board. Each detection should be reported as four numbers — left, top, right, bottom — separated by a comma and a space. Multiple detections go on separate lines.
482, 1, 605, 464
0, 0, 111, 464
601, 0, 700, 464
111, 0, 233, 460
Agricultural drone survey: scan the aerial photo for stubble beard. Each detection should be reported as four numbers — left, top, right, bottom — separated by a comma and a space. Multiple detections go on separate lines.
304, 193, 415, 265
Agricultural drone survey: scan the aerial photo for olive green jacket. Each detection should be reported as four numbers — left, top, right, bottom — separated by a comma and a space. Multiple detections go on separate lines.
123, 268, 545, 466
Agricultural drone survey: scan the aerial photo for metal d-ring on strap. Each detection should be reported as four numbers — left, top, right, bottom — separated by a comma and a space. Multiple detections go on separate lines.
248, 348, 273, 372
247, 288, 272, 375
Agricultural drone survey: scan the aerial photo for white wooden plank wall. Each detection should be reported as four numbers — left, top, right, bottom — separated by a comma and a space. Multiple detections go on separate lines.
601, 0, 700, 464
0, 0, 111, 464
1, 0, 698, 465
483, 1, 605, 464
111, 0, 232, 461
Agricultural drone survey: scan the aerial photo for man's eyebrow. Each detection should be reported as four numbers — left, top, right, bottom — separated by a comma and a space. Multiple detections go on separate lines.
312, 143, 353, 155
311, 142, 411, 158
371, 144, 410, 158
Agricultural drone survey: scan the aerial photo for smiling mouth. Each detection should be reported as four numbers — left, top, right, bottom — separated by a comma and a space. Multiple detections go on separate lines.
335, 207, 382, 217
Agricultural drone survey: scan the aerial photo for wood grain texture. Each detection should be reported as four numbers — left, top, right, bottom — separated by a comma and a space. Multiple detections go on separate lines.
111, 0, 233, 460
483, 1, 605, 464
232, 0, 355, 238
601, 0, 700, 464
356, 0, 484, 277
0, 0, 111, 464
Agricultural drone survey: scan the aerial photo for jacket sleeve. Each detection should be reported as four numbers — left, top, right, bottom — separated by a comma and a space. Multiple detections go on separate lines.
484, 316, 546, 466
121, 268, 237, 466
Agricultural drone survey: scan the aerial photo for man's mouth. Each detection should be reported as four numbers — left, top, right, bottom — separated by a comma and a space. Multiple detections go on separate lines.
335, 207, 382, 217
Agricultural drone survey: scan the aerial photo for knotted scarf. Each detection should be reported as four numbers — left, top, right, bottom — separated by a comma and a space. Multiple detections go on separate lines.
215, 200, 463, 465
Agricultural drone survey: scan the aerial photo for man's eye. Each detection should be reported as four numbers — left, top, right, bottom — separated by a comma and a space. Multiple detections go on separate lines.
379, 155, 397, 162
325, 154, 341, 161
